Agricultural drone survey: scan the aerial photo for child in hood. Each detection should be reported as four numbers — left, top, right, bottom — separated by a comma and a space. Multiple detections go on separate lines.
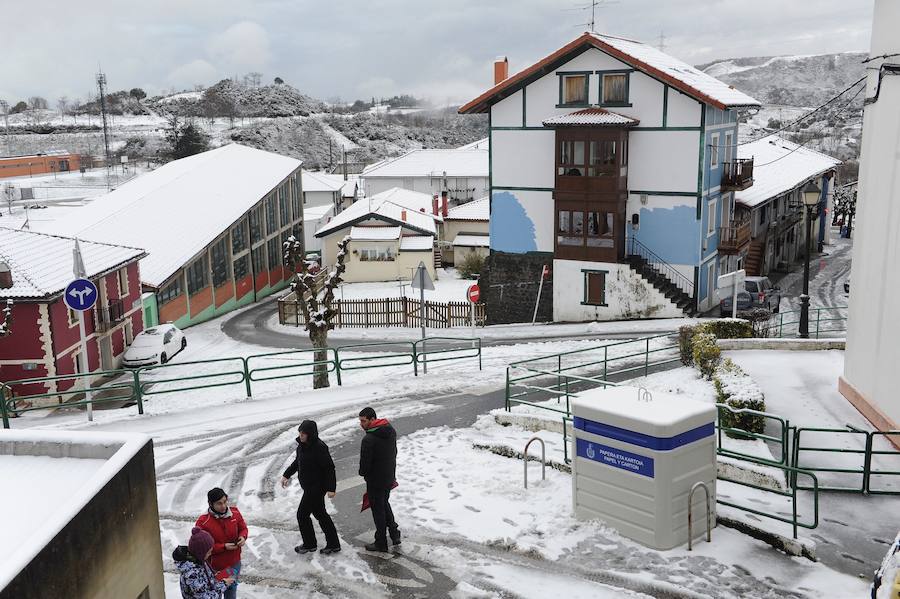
173, 527, 234, 599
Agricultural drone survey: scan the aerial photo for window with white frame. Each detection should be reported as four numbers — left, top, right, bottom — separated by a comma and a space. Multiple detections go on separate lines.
117, 268, 129, 298
358, 247, 395, 262
68, 307, 78, 326
707, 199, 716, 235
721, 193, 731, 227
709, 134, 719, 169
724, 131, 734, 164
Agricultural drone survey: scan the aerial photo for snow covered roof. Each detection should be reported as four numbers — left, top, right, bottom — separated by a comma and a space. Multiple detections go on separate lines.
457, 138, 489, 151
349, 226, 401, 241
452, 234, 490, 247
446, 196, 489, 221
316, 187, 438, 238
302, 171, 345, 193
542, 107, 639, 127
303, 204, 334, 221
341, 179, 359, 198
399, 236, 434, 251
735, 137, 841, 209
0, 430, 150, 590
0, 228, 145, 300
49, 144, 301, 288
362, 148, 488, 178
460, 32, 760, 114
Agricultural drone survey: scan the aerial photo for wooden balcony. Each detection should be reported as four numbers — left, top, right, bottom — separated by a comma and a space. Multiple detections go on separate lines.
721, 158, 754, 191
718, 220, 752, 254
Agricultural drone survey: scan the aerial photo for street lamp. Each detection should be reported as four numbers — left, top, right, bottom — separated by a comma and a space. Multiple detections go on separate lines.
799, 180, 822, 338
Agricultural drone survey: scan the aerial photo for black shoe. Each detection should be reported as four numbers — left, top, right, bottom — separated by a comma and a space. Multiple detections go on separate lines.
390, 529, 401, 545
319, 546, 341, 555
294, 545, 317, 554
365, 542, 389, 552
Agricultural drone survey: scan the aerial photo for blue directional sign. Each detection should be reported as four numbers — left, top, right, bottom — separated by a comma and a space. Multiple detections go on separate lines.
64, 278, 98, 312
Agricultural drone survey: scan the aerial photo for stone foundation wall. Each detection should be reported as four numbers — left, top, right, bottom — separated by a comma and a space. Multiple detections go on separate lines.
479, 251, 554, 325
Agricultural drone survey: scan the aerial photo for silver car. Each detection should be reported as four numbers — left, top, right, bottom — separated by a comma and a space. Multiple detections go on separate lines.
720, 276, 781, 316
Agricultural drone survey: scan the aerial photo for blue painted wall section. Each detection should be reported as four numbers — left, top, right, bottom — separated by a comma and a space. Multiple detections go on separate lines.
490, 191, 538, 253
633, 204, 699, 265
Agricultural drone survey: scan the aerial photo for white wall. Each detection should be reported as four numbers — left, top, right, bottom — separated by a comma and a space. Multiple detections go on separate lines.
364, 176, 488, 201
304, 190, 338, 209
493, 89, 523, 127
491, 129, 555, 188
628, 130, 699, 192
667, 89, 702, 127
552, 259, 685, 322
842, 0, 900, 428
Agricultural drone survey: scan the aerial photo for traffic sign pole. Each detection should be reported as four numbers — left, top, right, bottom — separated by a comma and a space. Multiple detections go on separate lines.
419, 266, 426, 374
78, 310, 92, 422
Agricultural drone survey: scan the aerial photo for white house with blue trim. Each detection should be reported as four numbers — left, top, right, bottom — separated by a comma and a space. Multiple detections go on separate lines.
459, 32, 761, 323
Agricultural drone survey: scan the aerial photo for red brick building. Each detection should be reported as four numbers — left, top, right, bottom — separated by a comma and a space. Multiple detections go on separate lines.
0, 228, 145, 401
0, 152, 82, 179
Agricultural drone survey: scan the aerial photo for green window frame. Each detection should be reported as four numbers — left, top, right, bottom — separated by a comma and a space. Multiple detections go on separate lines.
596, 70, 632, 107
582, 269, 608, 306
557, 71, 591, 108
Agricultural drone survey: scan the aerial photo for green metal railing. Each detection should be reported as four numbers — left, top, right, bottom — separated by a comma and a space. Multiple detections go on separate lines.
717, 455, 820, 539
0, 336, 481, 428
792, 425, 900, 495
505, 334, 679, 416
716, 404, 791, 467
770, 306, 847, 339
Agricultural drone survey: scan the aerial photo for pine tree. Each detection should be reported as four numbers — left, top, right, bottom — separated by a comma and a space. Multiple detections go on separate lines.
166, 121, 210, 160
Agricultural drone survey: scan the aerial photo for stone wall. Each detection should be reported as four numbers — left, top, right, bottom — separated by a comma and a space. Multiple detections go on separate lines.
479, 251, 554, 324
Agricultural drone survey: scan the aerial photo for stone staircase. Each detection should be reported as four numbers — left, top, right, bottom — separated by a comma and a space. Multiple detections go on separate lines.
626, 255, 699, 316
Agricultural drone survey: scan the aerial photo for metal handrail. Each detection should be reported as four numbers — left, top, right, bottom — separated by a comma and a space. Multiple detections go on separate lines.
626, 236, 695, 297
524, 436, 546, 489
688, 481, 712, 550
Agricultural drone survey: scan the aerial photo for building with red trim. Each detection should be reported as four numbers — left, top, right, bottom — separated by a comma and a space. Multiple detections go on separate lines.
0, 228, 145, 401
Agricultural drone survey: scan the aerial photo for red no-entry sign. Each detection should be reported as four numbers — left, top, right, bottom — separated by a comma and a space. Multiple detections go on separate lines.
467, 284, 481, 303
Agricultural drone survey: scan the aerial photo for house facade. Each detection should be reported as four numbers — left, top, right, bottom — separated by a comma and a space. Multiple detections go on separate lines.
459, 32, 760, 323
442, 197, 490, 265
728, 137, 839, 277
0, 152, 81, 179
361, 148, 489, 205
52, 144, 305, 329
0, 228, 145, 401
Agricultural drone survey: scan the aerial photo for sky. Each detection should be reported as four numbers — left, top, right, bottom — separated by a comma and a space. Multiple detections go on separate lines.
0, 0, 874, 107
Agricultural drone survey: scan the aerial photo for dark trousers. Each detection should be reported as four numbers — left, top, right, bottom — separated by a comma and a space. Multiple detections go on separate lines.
297, 488, 339, 549
368, 486, 399, 546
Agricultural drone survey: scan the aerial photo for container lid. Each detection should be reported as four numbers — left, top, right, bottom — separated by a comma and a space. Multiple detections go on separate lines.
571, 385, 716, 442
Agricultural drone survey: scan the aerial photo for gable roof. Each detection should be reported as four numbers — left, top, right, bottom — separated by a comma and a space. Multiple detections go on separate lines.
0, 228, 145, 300
735, 137, 841, 209
302, 171, 345, 193
49, 144, 301, 288
362, 148, 488, 178
460, 32, 760, 114
315, 187, 437, 238
446, 196, 489, 221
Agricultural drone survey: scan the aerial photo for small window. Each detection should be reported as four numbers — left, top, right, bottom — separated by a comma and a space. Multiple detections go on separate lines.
601, 73, 628, 104
117, 268, 129, 298
709, 134, 719, 168
558, 141, 585, 176
583, 270, 607, 306
267, 237, 280, 270
266, 196, 278, 235
251, 245, 267, 276
707, 200, 716, 235
561, 74, 588, 105
279, 184, 290, 225
159, 278, 182, 305
249, 205, 263, 244
231, 220, 247, 254
588, 141, 616, 177
211, 238, 230, 287
724, 132, 734, 164
358, 247, 395, 262
68, 307, 78, 326
557, 210, 584, 246
186, 256, 208, 296
758, 206, 767, 226
233, 255, 249, 280
586, 212, 615, 247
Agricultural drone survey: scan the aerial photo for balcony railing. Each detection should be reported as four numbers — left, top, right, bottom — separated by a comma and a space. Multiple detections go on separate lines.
96, 299, 126, 331
718, 220, 752, 253
722, 158, 754, 191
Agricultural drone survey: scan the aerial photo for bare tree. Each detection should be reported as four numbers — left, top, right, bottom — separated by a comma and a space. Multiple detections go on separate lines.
57, 96, 69, 118
283, 235, 350, 389
28, 96, 48, 110
0, 299, 12, 337
247, 72, 262, 87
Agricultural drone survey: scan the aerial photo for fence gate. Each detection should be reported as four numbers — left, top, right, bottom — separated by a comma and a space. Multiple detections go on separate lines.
792, 426, 900, 494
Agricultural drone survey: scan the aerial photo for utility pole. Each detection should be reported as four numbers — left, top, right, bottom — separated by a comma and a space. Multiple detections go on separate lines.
0, 100, 10, 157
96, 70, 113, 189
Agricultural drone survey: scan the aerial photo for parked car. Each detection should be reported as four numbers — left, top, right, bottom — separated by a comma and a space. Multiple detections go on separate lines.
122, 324, 186, 367
719, 276, 782, 316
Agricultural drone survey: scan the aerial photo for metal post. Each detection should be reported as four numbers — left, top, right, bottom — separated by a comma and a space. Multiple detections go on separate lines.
420, 267, 427, 374
78, 310, 93, 422
242, 357, 253, 398
531, 265, 545, 325
799, 207, 813, 338
0, 384, 10, 429
134, 370, 144, 415
524, 436, 546, 489
688, 481, 711, 550
644, 337, 650, 376
862, 432, 873, 495
334, 348, 343, 386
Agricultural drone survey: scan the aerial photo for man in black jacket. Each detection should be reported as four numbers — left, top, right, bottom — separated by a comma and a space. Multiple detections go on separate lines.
358, 406, 401, 552
281, 420, 341, 554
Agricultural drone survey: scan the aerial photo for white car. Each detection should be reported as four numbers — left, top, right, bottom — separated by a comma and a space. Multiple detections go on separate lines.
122, 324, 186, 367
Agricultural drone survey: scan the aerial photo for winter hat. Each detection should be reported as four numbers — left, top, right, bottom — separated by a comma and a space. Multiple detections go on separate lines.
207, 487, 227, 504
188, 527, 214, 560
298, 420, 319, 443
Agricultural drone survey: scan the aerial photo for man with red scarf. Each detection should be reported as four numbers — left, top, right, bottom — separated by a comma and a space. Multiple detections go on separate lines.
358, 406, 401, 552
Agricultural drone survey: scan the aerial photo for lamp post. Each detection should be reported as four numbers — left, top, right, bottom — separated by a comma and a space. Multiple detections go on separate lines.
799, 180, 822, 338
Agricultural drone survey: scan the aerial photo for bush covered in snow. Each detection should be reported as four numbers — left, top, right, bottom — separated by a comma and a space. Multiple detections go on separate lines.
456, 253, 485, 280
714, 358, 766, 436
702, 318, 753, 340
678, 325, 697, 365
691, 332, 721, 380
737, 307, 774, 337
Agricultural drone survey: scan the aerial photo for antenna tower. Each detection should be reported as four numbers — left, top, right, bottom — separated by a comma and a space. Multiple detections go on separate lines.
96, 70, 112, 187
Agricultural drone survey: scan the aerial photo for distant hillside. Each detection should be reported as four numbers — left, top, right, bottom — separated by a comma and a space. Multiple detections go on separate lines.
149, 79, 327, 118
698, 52, 866, 107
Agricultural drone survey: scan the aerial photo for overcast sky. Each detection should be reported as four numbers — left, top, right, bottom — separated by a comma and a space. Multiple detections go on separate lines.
0, 0, 874, 106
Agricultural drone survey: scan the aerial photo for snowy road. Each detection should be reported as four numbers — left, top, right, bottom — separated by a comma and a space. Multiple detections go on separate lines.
774, 228, 852, 313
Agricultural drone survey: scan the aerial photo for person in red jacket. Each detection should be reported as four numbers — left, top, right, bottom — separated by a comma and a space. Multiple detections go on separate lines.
195, 487, 248, 599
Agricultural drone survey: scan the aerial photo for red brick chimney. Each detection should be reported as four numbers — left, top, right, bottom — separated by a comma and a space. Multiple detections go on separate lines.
432, 195, 439, 216
494, 56, 509, 85
401, 209, 407, 222
441, 191, 448, 217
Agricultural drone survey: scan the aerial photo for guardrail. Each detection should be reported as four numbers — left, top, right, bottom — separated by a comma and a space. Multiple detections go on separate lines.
716, 403, 792, 467
769, 306, 847, 339
0, 336, 481, 428
505, 334, 679, 417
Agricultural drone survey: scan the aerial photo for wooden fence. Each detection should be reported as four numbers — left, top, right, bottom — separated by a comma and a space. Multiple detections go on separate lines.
278, 294, 486, 329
